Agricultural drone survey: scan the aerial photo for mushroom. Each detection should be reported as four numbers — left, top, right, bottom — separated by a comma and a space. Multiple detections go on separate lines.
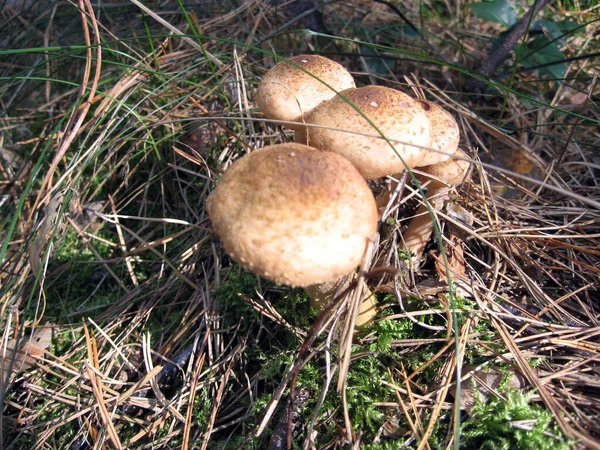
296, 85, 434, 179
375, 98, 461, 213
255, 55, 356, 131
401, 149, 471, 260
206, 143, 379, 325
413, 99, 460, 167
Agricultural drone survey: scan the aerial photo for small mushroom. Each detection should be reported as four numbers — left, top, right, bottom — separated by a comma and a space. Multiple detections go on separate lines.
377, 98, 461, 213
402, 149, 471, 260
413, 99, 460, 167
206, 143, 379, 325
296, 85, 434, 179
255, 55, 356, 131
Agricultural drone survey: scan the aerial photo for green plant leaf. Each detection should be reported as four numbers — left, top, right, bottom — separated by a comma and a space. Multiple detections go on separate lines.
359, 45, 396, 76
517, 35, 566, 80
467, 0, 518, 27
533, 19, 580, 44
533, 19, 564, 42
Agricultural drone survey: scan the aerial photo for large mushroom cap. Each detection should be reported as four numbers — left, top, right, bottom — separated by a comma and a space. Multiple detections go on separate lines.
414, 99, 460, 167
206, 143, 378, 287
299, 85, 433, 179
255, 55, 356, 131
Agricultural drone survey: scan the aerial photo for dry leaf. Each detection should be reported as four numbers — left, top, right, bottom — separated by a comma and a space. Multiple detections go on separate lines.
178, 124, 218, 159
566, 91, 588, 105
445, 201, 473, 227
380, 414, 407, 439
0, 145, 20, 168
29, 190, 67, 274
72, 200, 105, 234
460, 366, 530, 411
1, 325, 53, 388
435, 234, 466, 281
488, 146, 544, 199
434, 233, 473, 298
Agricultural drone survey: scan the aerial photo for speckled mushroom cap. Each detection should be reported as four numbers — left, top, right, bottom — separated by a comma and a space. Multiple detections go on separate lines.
298, 85, 433, 179
418, 149, 470, 188
255, 55, 356, 131
414, 99, 460, 167
206, 143, 378, 287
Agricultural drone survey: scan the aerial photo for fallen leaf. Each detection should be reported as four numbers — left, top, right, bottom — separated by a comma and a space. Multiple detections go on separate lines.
0, 145, 20, 168
1, 325, 54, 389
178, 124, 218, 159
487, 146, 544, 199
29, 190, 67, 275
435, 234, 466, 280
72, 200, 105, 234
459, 365, 530, 411
445, 201, 473, 227
566, 91, 588, 105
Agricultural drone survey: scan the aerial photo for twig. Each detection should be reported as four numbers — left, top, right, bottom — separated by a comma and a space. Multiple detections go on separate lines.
199, 339, 245, 450
82, 321, 123, 450
556, 75, 598, 167
182, 331, 208, 450
267, 388, 310, 450
466, 0, 552, 93
33, 0, 102, 212
127, 0, 223, 68
372, 0, 438, 55
108, 195, 138, 287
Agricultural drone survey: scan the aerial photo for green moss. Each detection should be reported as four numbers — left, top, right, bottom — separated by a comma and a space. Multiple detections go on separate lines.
371, 315, 415, 354
1, 423, 36, 449
344, 355, 395, 436
461, 390, 571, 450
191, 386, 214, 431
362, 442, 409, 450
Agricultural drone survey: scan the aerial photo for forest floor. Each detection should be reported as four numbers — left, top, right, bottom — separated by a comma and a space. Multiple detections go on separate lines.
1, 0, 599, 448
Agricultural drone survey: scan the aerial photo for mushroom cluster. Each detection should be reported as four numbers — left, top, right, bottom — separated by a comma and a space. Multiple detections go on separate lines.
207, 54, 470, 326
255, 55, 470, 260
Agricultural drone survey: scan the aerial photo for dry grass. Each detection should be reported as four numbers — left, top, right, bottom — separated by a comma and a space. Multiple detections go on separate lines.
0, 0, 599, 448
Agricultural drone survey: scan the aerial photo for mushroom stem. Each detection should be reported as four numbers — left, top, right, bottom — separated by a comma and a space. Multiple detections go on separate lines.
376, 172, 406, 216
306, 277, 377, 327
294, 128, 308, 146
401, 187, 448, 259
401, 149, 471, 260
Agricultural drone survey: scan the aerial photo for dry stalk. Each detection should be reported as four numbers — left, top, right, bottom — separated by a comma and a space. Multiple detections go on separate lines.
34, 0, 102, 211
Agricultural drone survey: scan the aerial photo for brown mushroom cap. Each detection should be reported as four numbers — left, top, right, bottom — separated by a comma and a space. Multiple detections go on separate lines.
255, 55, 356, 131
414, 99, 460, 167
206, 143, 378, 287
418, 149, 470, 189
299, 86, 433, 179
